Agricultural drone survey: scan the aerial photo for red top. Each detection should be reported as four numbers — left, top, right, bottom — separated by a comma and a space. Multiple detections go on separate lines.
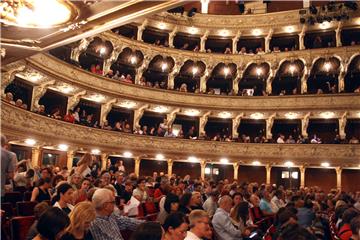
64, 114, 75, 123
338, 224, 353, 240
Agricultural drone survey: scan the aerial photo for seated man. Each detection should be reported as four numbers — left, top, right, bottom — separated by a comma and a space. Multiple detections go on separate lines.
212, 195, 243, 240
185, 210, 211, 240
90, 188, 144, 240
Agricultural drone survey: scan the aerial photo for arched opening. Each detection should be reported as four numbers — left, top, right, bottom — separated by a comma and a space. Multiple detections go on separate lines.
239, 62, 269, 96
307, 57, 340, 94
112, 24, 137, 39
78, 37, 114, 74
142, 55, 174, 89
272, 59, 304, 95
174, 60, 205, 93
109, 47, 144, 83
344, 55, 360, 93
206, 63, 236, 95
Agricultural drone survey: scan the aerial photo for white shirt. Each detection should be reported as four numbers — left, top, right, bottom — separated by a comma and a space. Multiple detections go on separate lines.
124, 196, 140, 217
53, 201, 74, 212
277, 137, 285, 143
184, 231, 202, 240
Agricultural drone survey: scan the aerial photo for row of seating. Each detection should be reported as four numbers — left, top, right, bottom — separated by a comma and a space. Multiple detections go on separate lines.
3, 191, 33, 207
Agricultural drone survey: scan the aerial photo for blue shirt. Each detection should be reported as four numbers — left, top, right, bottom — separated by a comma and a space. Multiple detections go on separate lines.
259, 198, 273, 214
90, 212, 144, 240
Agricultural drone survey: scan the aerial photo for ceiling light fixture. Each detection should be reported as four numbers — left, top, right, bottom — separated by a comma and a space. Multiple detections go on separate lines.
158, 22, 166, 29
252, 161, 261, 166
188, 156, 198, 162
118, 100, 137, 109
184, 109, 200, 116
320, 111, 335, 119
58, 144, 68, 151
219, 29, 229, 37
192, 67, 198, 76
284, 112, 298, 119
91, 149, 101, 155
130, 56, 137, 64
99, 47, 106, 55
324, 62, 332, 72
161, 62, 168, 72
25, 138, 36, 146
321, 162, 330, 168
256, 67, 263, 76
189, 27, 198, 35
153, 106, 169, 113
285, 26, 295, 33
284, 161, 294, 167
252, 29, 262, 36
223, 67, 230, 77
289, 65, 296, 75
0, 0, 77, 28
218, 111, 232, 118
319, 21, 331, 29
156, 154, 165, 160
123, 151, 133, 158
220, 158, 229, 164
250, 112, 264, 119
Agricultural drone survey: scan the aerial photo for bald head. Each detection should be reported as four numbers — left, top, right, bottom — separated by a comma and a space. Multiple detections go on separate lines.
219, 195, 233, 213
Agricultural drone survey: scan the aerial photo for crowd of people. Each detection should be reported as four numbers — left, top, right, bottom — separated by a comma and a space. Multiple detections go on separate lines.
1, 134, 360, 240
3, 92, 28, 110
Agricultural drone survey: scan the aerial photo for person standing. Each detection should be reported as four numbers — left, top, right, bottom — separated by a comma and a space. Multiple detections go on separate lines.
1, 135, 16, 199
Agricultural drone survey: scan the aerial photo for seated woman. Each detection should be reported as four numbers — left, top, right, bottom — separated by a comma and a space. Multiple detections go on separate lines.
33, 207, 70, 240
60, 201, 96, 240
73, 178, 91, 204
163, 212, 188, 240
51, 108, 62, 120
52, 183, 75, 215
31, 177, 52, 202
156, 193, 180, 224
230, 201, 255, 238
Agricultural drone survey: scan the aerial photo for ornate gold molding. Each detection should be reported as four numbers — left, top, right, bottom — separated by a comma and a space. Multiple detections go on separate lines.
21, 53, 360, 112
2, 102, 359, 167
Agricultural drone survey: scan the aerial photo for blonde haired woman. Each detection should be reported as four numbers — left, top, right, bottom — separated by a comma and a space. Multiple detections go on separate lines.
60, 201, 96, 240
75, 153, 93, 178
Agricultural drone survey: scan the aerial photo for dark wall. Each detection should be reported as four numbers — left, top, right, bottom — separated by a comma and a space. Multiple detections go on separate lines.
173, 161, 201, 179
139, 159, 167, 177
342, 169, 360, 192
238, 165, 266, 184
305, 168, 336, 192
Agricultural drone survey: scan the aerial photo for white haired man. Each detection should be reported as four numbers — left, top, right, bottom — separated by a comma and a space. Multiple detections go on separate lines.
185, 210, 211, 240
90, 188, 144, 240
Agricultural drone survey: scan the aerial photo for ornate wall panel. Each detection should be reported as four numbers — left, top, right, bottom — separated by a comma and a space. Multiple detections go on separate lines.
2, 102, 359, 167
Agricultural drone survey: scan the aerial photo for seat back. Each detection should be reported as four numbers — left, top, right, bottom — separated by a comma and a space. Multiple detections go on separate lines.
16, 201, 38, 216
4, 192, 23, 207
1, 203, 14, 219
143, 202, 157, 215
10, 216, 35, 240
23, 192, 32, 202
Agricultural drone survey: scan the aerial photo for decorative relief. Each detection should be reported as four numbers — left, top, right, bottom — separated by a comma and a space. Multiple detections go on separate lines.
2, 102, 359, 166
24, 53, 360, 111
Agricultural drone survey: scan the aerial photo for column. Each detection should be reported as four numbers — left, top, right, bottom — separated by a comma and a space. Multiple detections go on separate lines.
168, 26, 178, 48
200, 30, 209, 52
335, 167, 342, 190
232, 114, 243, 139
339, 112, 347, 140
67, 150, 74, 170
133, 104, 148, 131
100, 98, 117, 126
338, 61, 347, 93
233, 68, 243, 95
301, 112, 310, 138
233, 162, 239, 181
299, 25, 306, 50
135, 55, 152, 84
266, 164, 272, 185
199, 111, 211, 137
167, 159, 173, 177
265, 28, 273, 53
200, 159, 207, 180
30, 80, 55, 111
167, 61, 181, 89
232, 31, 241, 54
70, 37, 93, 62
1, 64, 26, 95
103, 45, 123, 75
265, 67, 275, 95
101, 153, 108, 171
166, 108, 180, 127
265, 113, 276, 140
335, 22, 342, 47
67, 90, 87, 112
201, 0, 210, 13
200, 64, 214, 93
137, 20, 148, 41
299, 165, 306, 189
31, 147, 40, 167
134, 157, 141, 177
300, 64, 310, 94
